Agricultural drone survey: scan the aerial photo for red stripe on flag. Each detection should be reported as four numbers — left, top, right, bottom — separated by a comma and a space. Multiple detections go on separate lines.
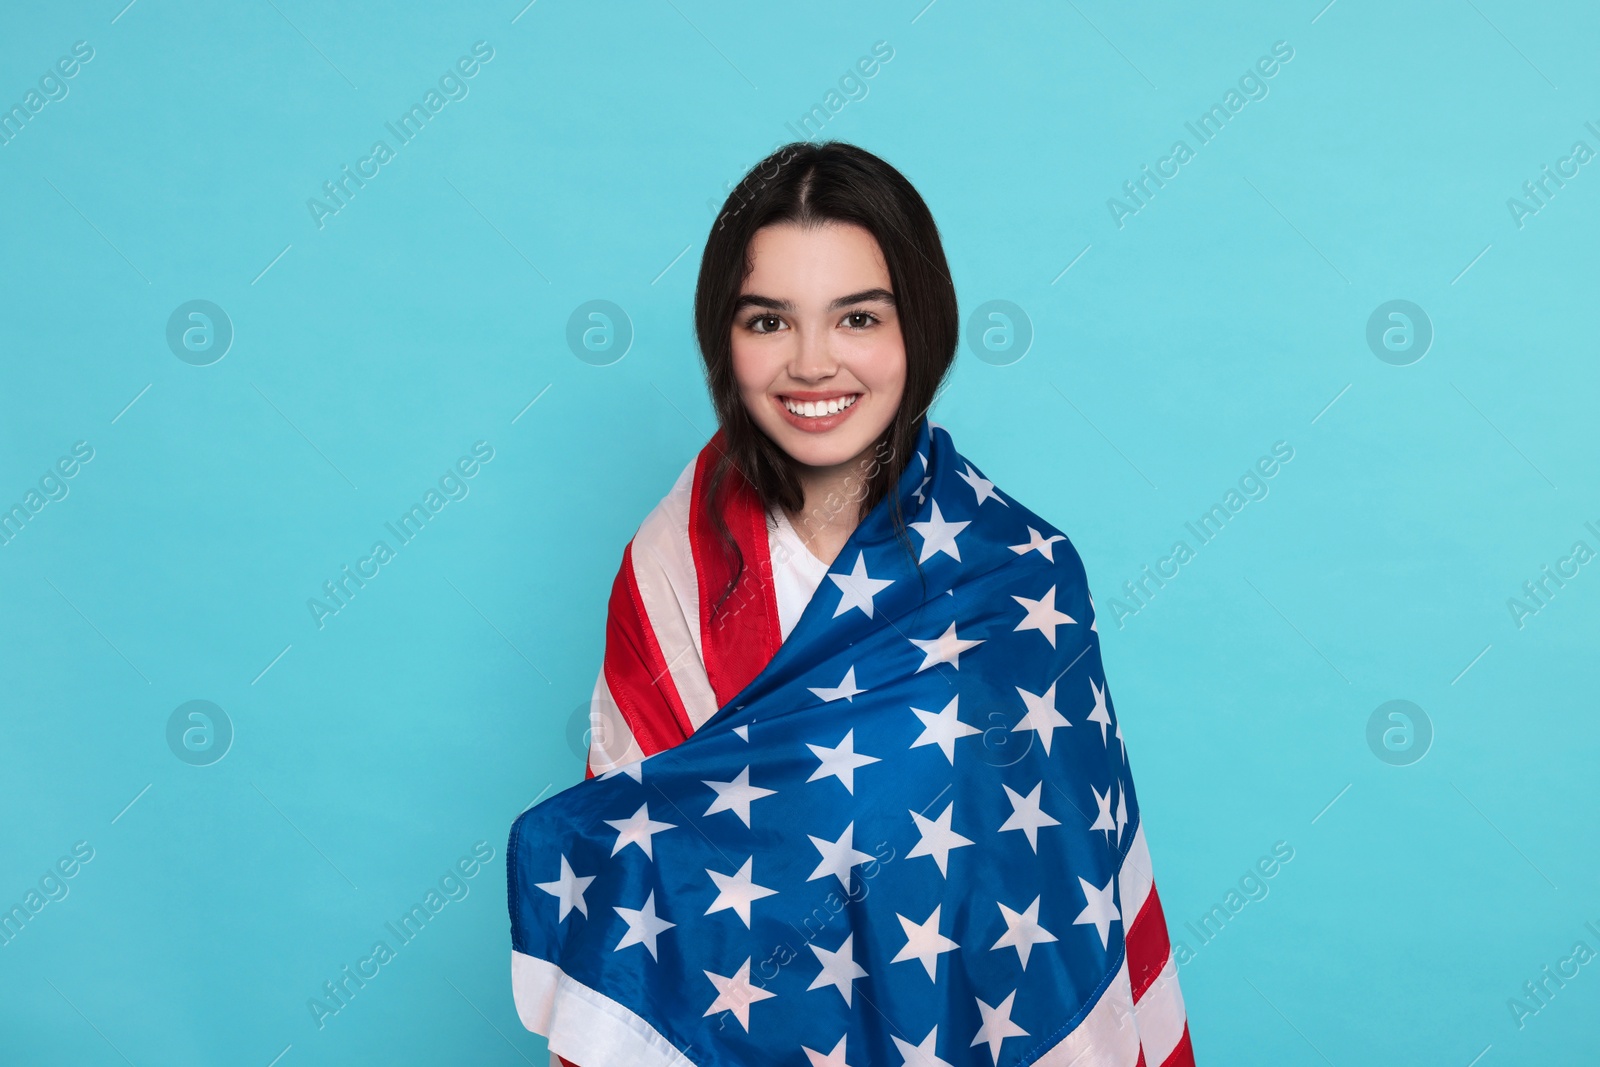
599, 539, 694, 763
1126, 882, 1173, 1002
690, 432, 783, 711
1157, 1024, 1195, 1067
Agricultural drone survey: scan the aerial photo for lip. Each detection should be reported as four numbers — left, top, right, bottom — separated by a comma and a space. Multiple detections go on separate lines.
772, 392, 862, 434
779, 390, 859, 402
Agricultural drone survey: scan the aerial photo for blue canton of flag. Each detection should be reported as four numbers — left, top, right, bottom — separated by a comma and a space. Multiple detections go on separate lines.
510, 418, 1166, 1066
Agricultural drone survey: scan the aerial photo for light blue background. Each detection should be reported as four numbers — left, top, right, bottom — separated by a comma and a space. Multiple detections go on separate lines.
2, 1, 1595, 1064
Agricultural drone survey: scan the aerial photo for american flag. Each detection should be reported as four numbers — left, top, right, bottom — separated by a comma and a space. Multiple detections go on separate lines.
509, 417, 1194, 1066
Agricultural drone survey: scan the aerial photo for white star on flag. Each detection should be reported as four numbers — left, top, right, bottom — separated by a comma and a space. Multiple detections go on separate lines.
806, 728, 881, 794
808, 665, 866, 703
807, 932, 868, 1005
1089, 783, 1117, 845
604, 803, 676, 860
701, 766, 776, 827
892, 903, 961, 980
1115, 779, 1129, 845
910, 695, 979, 764
534, 855, 594, 922
957, 462, 1008, 507
807, 821, 874, 888
612, 890, 674, 960
1011, 584, 1076, 647
909, 500, 970, 563
907, 801, 975, 876
970, 990, 1029, 1065
1086, 676, 1113, 745
704, 856, 778, 928
829, 552, 894, 618
598, 758, 645, 783
991, 895, 1058, 969
1073, 874, 1121, 949
910, 621, 984, 673
1012, 682, 1071, 755
803, 1036, 854, 1067
1009, 525, 1065, 562
892, 1027, 953, 1067
999, 782, 1060, 852
702, 957, 775, 1032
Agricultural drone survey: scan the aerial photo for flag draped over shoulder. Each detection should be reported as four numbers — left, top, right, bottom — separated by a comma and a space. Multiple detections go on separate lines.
508, 416, 1194, 1067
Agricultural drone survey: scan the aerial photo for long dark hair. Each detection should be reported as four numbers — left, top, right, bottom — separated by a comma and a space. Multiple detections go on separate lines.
694, 140, 959, 617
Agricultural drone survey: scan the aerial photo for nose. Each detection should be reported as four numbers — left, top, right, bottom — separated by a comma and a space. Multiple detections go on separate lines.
788, 320, 837, 383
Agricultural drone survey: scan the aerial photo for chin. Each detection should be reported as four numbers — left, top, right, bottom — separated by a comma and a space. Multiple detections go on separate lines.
779, 436, 866, 468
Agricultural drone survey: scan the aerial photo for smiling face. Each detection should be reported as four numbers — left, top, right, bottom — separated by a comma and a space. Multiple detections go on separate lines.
730, 221, 906, 475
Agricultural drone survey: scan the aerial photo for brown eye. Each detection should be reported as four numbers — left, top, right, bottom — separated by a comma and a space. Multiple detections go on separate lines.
844, 312, 877, 329
749, 314, 784, 333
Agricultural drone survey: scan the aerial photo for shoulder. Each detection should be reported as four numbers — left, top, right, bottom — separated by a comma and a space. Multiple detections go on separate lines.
609, 451, 714, 674
619, 452, 698, 573
598, 452, 704, 653
637, 453, 698, 538
935, 423, 1098, 614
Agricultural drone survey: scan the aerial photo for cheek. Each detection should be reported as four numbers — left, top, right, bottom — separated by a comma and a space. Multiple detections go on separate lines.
729, 337, 785, 419
856, 329, 907, 394
729, 337, 769, 393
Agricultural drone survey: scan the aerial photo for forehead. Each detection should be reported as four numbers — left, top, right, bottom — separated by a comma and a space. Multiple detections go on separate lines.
742, 222, 890, 294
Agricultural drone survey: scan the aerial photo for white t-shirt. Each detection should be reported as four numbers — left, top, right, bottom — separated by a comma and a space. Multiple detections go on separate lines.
767, 505, 831, 640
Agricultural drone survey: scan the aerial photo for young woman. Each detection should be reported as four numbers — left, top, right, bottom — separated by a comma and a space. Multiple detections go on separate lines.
511, 142, 1195, 1067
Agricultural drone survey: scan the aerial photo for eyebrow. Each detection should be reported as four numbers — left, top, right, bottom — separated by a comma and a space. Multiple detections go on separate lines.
732, 287, 896, 314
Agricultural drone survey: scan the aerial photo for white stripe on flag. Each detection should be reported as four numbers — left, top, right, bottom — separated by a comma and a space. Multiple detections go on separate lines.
588, 670, 643, 774
628, 456, 720, 729
1117, 824, 1154, 929
1033, 955, 1143, 1065
1134, 954, 1188, 1064
512, 950, 696, 1066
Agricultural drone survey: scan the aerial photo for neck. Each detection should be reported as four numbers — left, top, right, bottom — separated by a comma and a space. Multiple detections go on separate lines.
781, 439, 885, 565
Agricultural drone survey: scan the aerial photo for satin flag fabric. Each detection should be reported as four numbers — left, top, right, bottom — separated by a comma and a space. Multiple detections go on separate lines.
509, 417, 1194, 1066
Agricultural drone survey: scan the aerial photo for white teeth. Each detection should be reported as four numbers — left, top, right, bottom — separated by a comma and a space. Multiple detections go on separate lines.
783, 394, 858, 418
